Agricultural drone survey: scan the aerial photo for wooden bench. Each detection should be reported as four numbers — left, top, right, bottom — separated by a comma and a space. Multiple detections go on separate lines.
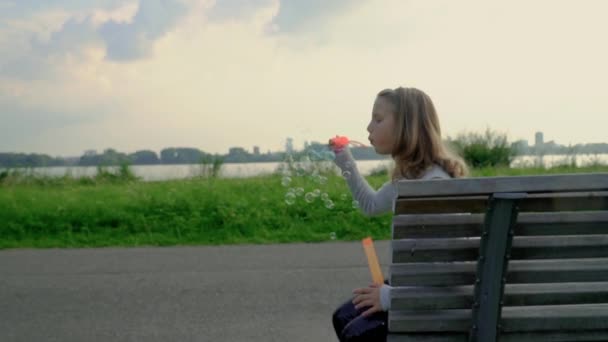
387, 173, 608, 341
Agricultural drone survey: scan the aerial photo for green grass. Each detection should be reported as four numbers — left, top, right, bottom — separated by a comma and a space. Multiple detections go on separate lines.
0, 174, 391, 249
1, 164, 607, 249
470, 164, 608, 177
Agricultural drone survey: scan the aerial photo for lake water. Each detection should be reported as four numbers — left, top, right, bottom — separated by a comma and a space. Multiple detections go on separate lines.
509, 153, 608, 168
14, 160, 393, 181
6, 154, 607, 182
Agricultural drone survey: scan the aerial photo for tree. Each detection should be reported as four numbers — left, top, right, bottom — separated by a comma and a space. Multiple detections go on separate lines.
129, 150, 160, 165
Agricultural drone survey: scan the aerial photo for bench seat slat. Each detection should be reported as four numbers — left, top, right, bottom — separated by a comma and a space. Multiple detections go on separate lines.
393, 235, 608, 262
391, 282, 608, 310
502, 303, 608, 331
387, 333, 468, 342
391, 285, 473, 310
504, 282, 608, 306
390, 261, 477, 286
389, 308, 470, 332
390, 258, 608, 286
507, 258, 608, 283
389, 303, 608, 333
387, 330, 608, 342
499, 331, 608, 342
510, 235, 608, 259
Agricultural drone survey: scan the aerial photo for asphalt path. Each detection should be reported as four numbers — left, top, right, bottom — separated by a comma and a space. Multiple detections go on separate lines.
0, 241, 390, 342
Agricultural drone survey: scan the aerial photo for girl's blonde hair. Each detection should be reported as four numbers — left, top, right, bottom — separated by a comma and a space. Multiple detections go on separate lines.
376, 87, 468, 180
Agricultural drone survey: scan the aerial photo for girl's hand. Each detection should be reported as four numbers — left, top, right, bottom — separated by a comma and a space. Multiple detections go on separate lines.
328, 135, 349, 153
352, 283, 382, 317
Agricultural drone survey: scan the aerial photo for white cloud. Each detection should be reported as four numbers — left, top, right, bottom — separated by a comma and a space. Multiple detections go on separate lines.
1, 0, 607, 156
0, 1, 15, 10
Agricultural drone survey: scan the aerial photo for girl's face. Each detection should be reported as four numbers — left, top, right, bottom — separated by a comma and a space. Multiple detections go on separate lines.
367, 96, 397, 155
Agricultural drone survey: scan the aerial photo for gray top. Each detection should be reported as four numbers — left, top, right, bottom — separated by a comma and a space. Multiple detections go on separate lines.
334, 148, 451, 311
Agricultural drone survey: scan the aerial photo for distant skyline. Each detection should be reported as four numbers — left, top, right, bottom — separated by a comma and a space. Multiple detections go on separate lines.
5, 130, 608, 159
1, 0, 607, 156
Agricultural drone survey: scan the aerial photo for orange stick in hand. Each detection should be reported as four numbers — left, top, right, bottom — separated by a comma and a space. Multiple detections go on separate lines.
362, 237, 384, 285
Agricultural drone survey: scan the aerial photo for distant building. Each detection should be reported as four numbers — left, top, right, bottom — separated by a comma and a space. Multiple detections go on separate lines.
535, 132, 544, 147
515, 140, 529, 148
285, 138, 294, 154
84, 150, 97, 156
228, 147, 247, 155
512, 139, 529, 154
253, 146, 260, 155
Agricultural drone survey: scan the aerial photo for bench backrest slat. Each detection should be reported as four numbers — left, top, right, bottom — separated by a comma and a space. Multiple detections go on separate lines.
391, 282, 608, 311
388, 173, 608, 341
393, 234, 608, 263
394, 211, 608, 238
395, 191, 608, 214
396, 173, 608, 198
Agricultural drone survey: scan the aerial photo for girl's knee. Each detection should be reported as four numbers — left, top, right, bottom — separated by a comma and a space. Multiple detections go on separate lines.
340, 313, 388, 342
332, 300, 356, 333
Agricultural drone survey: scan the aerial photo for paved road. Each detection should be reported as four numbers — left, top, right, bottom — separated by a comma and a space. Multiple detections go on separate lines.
0, 241, 390, 342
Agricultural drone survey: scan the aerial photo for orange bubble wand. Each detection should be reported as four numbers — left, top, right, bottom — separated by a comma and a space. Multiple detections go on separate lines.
329, 135, 368, 149
362, 237, 384, 285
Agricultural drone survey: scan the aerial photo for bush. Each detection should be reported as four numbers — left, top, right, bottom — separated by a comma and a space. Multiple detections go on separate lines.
448, 129, 515, 168
0, 169, 8, 183
95, 163, 140, 183
192, 155, 224, 179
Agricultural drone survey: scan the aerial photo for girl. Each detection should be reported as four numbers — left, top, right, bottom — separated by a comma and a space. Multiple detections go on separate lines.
330, 87, 468, 341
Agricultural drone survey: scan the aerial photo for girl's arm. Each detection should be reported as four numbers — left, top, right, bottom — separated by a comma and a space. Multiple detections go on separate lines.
333, 147, 396, 312
334, 148, 395, 216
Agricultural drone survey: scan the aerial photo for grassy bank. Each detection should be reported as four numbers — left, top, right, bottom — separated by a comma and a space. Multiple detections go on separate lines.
0, 172, 390, 249
1, 164, 607, 249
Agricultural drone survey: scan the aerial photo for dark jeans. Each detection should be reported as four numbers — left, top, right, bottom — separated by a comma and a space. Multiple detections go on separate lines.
332, 299, 388, 342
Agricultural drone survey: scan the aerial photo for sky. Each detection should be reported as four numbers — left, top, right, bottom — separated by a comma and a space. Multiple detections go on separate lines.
1, 0, 607, 157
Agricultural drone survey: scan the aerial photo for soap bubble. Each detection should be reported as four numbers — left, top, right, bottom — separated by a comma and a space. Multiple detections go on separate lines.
305, 192, 315, 203
329, 232, 336, 240
285, 192, 296, 205
280, 165, 291, 176
296, 167, 306, 177
344, 161, 353, 169
323, 151, 336, 161
342, 170, 351, 179
277, 147, 346, 207
352, 200, 359, 209
340, 193, 348, 201
309, 150, 323, 161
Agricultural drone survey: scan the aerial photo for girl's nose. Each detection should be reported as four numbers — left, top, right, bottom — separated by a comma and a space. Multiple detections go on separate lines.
366, 122, 372, 133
